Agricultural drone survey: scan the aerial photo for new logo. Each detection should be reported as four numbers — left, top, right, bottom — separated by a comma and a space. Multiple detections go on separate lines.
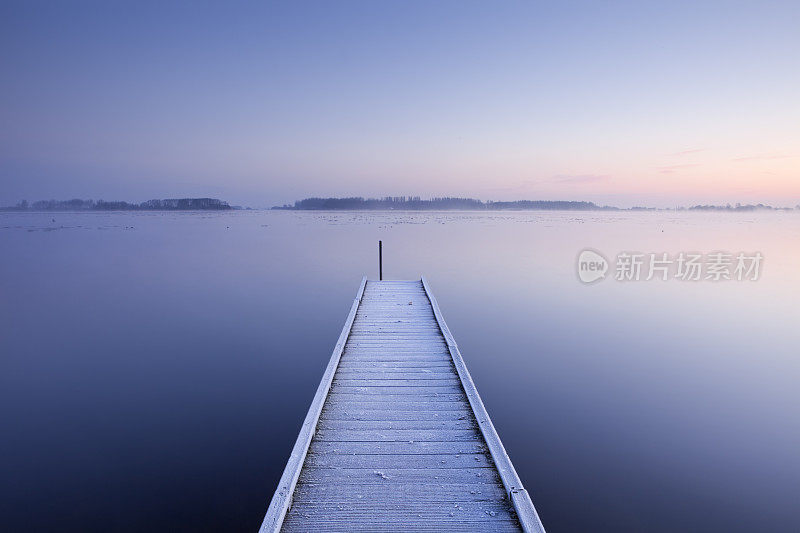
577, 249, 608, 283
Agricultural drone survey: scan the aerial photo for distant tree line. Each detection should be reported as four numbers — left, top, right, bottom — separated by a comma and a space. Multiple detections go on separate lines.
686, 203, 795, 212
3, 198, 233, 211
274, 196, 614, 211
273, 197, 800, 212
485, 200, 611, 210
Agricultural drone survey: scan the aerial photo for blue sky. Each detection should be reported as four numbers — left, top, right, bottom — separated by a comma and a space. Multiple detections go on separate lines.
2, 1, 798, 207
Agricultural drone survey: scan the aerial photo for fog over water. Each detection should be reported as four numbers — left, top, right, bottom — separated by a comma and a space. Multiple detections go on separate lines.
1, 210, 798, 532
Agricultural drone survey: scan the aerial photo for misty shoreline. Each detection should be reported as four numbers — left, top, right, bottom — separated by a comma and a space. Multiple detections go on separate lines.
1, 198, 236, 212
3, 196, 798, 213
273, 197, 800, 212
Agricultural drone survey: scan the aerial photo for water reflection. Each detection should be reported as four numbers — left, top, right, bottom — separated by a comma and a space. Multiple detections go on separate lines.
1, 210, 798, 532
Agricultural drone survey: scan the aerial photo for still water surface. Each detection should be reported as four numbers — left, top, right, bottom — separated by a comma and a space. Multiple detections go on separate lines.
1, 210, 799, 532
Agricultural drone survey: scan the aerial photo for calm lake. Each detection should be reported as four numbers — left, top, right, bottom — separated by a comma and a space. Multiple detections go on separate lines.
1, 210, 798, 532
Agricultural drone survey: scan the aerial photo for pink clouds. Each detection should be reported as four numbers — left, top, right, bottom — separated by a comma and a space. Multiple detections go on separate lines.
733, 153, 792, 162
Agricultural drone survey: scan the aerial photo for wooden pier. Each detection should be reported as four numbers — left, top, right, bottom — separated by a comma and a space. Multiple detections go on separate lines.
260, 278, 545, 532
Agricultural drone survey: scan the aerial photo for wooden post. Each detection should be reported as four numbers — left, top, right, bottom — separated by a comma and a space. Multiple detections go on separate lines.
379, 240, 383, 280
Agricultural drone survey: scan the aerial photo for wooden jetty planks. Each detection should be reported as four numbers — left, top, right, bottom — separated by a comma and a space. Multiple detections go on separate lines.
260, 279, 545, 533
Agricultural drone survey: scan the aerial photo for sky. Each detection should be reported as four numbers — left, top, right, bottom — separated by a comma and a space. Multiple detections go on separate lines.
1, 1, 798, 208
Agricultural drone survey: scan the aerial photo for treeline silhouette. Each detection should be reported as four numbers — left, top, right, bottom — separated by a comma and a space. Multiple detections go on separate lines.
274, 197, 800, 211
4, 198, 232, 211
275, 197, 612, 211
686, 203, 796, 212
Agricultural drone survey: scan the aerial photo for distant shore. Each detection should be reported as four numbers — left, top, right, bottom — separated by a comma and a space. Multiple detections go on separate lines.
2, 198, 235, 212
273, 197, 799, 212
3, 196, 797, 213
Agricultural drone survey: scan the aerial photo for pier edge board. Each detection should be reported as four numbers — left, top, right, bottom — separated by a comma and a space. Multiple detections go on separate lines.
258, 276, 367, 533
420, 276, 546, 533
